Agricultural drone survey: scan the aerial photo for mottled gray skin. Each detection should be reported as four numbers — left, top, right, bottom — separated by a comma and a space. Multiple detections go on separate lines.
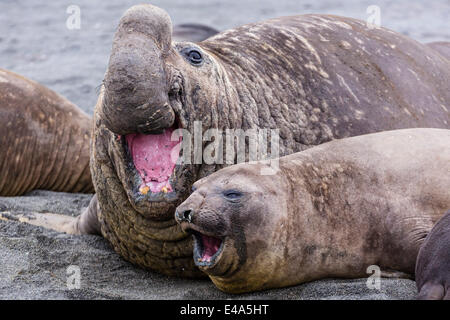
176, 129, 450, 293
84, 5, 450, 278
0, 68, 93, 196
416, 210, 450, 300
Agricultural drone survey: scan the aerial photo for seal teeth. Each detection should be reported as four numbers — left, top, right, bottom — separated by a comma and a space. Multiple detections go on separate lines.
139, 186, 150, 194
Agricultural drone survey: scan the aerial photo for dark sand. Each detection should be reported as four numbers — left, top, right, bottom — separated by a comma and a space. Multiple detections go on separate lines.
0, 0, 448, 299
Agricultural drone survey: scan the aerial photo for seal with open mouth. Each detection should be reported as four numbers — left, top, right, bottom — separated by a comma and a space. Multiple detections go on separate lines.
176, 129, 450, 293
19, 4, 450, 278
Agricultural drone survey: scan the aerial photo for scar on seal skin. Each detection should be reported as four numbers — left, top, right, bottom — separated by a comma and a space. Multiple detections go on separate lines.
176, 129, 450, 293
7, 4, 450, 278
416, 210, 450, 300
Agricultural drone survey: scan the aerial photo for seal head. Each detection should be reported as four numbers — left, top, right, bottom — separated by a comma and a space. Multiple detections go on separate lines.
175, 162, 286, 283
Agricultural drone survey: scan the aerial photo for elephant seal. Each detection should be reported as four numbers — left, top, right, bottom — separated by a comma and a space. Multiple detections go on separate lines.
34, 4, 450, 278
175, 129, 450, 293
416, 210, 450, 300
0, 68, 93, 196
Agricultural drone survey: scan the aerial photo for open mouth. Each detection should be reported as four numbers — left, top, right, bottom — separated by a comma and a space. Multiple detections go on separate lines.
125, 125, 181, 195
191, 230, 224, 267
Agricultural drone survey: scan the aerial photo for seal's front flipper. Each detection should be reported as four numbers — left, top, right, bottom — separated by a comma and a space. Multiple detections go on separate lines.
415, 210, 450, 300
71, 194, 101, 235
417, 283, 446, 300
0, 195, 101, 235
0, 210, 77, 233
380, 270, 413, 279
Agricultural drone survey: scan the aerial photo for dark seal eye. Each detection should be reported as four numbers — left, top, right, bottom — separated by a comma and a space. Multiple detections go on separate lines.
181, 47, 204, 66
223, 190, 243, 201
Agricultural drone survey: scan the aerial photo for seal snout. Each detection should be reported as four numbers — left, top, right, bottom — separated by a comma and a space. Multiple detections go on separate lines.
176, 196, 227, 268
102, 4, 175, 136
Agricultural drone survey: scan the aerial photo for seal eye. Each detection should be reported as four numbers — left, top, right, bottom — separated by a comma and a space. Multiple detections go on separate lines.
181, 47, 204, 66
223, 190, 243, 201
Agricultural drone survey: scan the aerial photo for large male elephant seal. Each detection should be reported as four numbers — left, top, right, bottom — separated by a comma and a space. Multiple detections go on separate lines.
175, 129, 450, 293
0, 68, 93, 196
416, 210, 450, 300
25, 4, 450, 278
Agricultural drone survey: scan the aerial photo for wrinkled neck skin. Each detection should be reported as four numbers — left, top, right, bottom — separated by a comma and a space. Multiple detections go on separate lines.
92, 98, 200, 277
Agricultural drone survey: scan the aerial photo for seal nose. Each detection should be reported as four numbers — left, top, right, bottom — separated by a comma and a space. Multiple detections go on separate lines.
175, 208, 194, 223
102, 4, 175, 135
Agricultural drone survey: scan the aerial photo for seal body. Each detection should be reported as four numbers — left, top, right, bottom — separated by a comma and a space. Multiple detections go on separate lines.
0, 69, 93, 196
415, 210, 450, 300
427, 42, 450, 60
88, 4, 450, 277
176, 129, 450, 293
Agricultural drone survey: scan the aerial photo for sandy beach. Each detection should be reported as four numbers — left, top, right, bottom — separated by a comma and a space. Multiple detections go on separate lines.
0, 0, 448, 299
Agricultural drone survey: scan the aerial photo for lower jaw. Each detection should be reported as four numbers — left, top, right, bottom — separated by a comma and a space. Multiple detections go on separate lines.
193, 236, 225, 269
118, 147, 184, 220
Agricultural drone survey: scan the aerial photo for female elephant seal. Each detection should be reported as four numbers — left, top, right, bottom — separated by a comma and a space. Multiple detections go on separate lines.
0, 68, 93, 196
39, 4, 450, 278
415, 210, 450, 300
175, 129, 450, 293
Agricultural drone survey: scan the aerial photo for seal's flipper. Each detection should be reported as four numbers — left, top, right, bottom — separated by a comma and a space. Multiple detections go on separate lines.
0, 195, 101, 235
0, 211, 78, 234
72, 194, 101, 235
380, 270, 413, 279
415, 210, 450, 300
417, 283, 446, 300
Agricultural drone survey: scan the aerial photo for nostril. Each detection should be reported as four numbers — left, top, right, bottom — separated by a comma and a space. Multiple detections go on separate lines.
183, 209, 192, 220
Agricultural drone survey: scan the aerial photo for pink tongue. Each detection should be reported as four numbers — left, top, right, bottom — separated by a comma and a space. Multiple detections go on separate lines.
126, 127, 180, 193
201, 235, 222, 261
